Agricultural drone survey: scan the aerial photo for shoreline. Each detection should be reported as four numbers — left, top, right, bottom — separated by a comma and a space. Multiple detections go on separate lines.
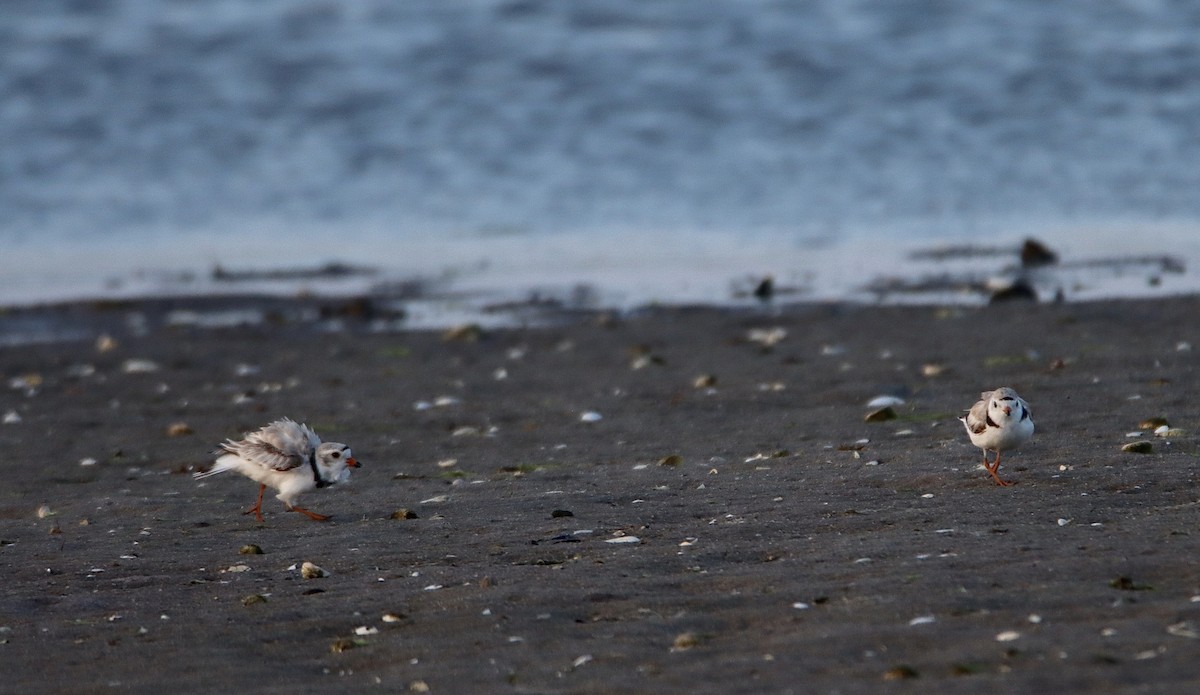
2, 294, 1200, 691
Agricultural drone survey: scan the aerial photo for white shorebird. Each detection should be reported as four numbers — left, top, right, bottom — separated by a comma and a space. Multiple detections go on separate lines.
959, 387, 1034, 486
195, 418, 360, 521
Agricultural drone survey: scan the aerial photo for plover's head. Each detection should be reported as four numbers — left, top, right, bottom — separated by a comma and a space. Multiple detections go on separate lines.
988, 387, 1023, 419
315, 442, 360, 484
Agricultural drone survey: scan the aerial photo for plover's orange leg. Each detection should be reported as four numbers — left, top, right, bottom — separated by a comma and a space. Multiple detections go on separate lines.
985, 451, 1013, 487
242, 484, 267, 521
289, 505, 331, 522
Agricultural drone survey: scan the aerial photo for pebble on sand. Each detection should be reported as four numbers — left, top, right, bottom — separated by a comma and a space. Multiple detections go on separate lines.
301, 562, 330, 579
1122, 441, 1153, 454
864, 406, 897, 423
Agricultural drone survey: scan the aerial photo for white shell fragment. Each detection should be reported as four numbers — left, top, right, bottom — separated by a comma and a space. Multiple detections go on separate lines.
2, 411, 22, 424
121, 359, 161, 374
908, 616, 936, 626
353, 626, 379, 636
579, 411, 603, 423
747, 327, 787, 346
866, 395, 905, 408
605, 536, 641, 544
300, 562, 329, 579
995, 631, 1022, 642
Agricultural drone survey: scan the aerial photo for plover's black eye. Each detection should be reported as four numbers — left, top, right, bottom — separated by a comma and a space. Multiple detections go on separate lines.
331, 451, 341, 459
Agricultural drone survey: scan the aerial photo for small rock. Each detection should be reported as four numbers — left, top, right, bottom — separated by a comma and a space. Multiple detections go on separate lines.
1122, 441, 1153, 454
864, 406, 897, 423
995, 630, 1021, 642
166, 422, 193, 437
672, 632, 701, 650
301, 561, 330, 579
329, 638, 357, 653
442, 324, 483, 342
658, 454, 683, 467
96, 334, 118, 353
989, 279, 1038, 303
752, 276, 774, 301
580, 411, 603, 423
693, 374, 717, 388
391, 509, 419, 520
550, 509, 574, 518
241, 594, 268, 606
883, 665, 919, 680
2, 411, 22, 425
1139, 417, 1170, 430
1020, 238, 1059, 267
409, 681, 430, 693
35, 504, 53, 519
920, 363, 947, 377
239, 544, 264, 555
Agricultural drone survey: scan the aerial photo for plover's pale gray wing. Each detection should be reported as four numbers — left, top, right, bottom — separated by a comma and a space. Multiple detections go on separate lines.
962, 396, 990, 434
220, 418, 320, 471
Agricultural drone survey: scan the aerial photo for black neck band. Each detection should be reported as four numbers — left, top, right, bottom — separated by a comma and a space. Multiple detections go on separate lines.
309, 451, 331, 488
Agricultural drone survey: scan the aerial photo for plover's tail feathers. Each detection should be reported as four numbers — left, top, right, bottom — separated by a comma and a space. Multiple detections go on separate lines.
193, 454, 241, 480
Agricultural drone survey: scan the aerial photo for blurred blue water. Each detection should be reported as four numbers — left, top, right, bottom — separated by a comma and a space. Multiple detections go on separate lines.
2, 0, 1199, 305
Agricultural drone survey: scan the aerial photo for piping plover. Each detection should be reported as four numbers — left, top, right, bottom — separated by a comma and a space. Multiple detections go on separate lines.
195, 418, 360, 521
959, 387, 1034, 486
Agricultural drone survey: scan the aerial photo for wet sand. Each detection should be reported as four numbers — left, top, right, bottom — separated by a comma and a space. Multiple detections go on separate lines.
2, 295, 1200, 693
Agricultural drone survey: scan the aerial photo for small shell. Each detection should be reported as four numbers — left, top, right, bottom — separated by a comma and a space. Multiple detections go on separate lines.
605, 536, 640, 544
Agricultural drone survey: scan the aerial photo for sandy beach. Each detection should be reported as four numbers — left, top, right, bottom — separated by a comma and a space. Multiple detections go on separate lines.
2, 294, 1200, 693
